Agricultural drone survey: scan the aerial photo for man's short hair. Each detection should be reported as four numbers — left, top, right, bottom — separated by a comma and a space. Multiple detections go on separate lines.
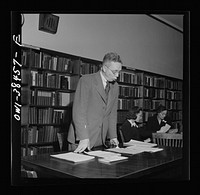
102, 52, 122, 64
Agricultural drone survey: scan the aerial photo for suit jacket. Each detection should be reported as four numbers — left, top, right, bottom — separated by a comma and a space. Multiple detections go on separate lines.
67, 71, 119, 148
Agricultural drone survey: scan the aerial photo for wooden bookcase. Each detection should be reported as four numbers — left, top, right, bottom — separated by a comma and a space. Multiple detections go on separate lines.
117, 67, 144, 125
21, 44, 101, 156
165, 77, 182, 131
117, 66, 182, 131
21, 44, 183, 156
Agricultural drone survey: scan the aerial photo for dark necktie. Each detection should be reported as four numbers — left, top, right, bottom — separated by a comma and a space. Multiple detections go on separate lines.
105, 81, 110, 104
105, 81, 110, 95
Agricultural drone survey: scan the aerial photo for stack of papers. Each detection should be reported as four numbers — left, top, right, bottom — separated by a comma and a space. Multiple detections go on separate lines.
107, 140, 163, 155
84, 150, 128, 164
84, 150, 121, 158
98, 156, 128, 164
123, 139, 157, 147
50, 152, 95, 163
107, 146, 163, 155
107, 147, 145, 155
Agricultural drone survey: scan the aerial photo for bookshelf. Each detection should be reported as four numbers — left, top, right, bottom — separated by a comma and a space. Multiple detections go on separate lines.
117, 67, 143, 124
117, 66, 182, 133
165, 77, 183, 131
142, 72, 165, 123
21, 44, 101, 156
21, 44, 183, 156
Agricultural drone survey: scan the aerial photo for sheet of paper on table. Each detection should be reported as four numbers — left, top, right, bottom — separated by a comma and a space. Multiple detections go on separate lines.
50, 152, 95, 163
106, 147, 145, 155
98, 155, 128, 164
84, 150, 129, 164
84, 150, 121, 158
107, 145, 163, 155
123, 139, 157, 147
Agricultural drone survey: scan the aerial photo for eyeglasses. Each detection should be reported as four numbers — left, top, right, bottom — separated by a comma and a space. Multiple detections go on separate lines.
105, 65, 121, 75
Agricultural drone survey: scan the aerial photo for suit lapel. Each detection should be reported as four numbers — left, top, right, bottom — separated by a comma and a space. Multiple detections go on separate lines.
94, 71, 116, 107
94, 71, 107, 104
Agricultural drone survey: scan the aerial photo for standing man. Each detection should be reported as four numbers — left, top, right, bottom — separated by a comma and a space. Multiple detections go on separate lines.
67, 52, 122, 153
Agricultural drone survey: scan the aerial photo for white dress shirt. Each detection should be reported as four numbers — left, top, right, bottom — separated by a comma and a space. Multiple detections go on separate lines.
100, 70, 108, 89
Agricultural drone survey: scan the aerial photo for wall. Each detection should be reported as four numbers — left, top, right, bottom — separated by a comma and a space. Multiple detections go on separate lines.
22, 14, 183, 79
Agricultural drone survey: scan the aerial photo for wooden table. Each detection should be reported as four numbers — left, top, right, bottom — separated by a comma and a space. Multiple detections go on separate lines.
21, 146, 182, 179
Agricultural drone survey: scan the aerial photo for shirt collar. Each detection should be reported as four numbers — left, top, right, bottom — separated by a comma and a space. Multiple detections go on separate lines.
100, 70, 108, 88
127, 119, 138, 128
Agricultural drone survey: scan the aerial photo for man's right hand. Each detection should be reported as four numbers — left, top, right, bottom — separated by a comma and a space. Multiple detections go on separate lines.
74, 139, 90, 153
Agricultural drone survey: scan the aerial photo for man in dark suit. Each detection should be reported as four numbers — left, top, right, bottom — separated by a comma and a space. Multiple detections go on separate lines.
67, 52, 122, 153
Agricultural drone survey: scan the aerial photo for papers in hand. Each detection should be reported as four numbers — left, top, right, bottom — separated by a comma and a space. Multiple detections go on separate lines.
50, 152, 95, 163
157, 124, 171, 133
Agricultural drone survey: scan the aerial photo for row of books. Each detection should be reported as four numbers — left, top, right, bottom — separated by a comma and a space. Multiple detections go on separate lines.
118, 98, 143, 110
143, 99, 165, 110
165, 79, 182, 90
42, 53, 76, 73
21, 146, 54, 156
28, 107, 65, 124
166, 100, 182, 110
80, 62, 100, 75
118, 72, 182, 91
30, 70, 79, 90
143, 75, 165, 88
119, 86, 143, 98
22, 50, 80, 74
30, 89, 74, 107
21, 126, 59, 144
166, 90, 182, 100
168, 111, 182, 121
119, 86, 165, 99
118, 71, 143, 85
143, 88, 165, 99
